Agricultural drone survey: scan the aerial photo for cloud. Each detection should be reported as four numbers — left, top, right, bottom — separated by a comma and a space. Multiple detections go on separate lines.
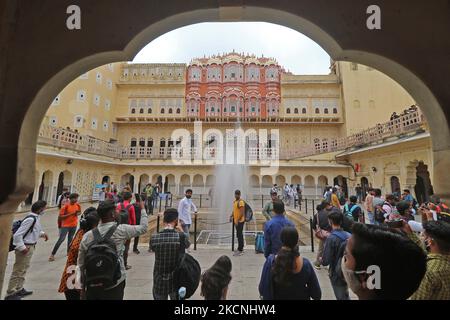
132, 22, 330, 75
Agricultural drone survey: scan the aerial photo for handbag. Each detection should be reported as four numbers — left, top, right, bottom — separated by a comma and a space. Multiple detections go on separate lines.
314, 211, 330, 240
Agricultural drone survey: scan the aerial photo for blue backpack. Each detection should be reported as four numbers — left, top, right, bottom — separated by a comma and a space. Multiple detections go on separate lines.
255, 232, 264, 253
343, 203, 360, 218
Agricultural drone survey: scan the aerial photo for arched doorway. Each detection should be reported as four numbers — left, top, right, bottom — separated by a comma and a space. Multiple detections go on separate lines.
164, 174, 176, 194
415, 162, 433, 204
139, 174, 149, 193
179, 174, 191, 195
56, 172, 64, 203
38, 170, 53, 203
120, 173, 135, 192
101, 175, 111, 185
390, 176, 401, 195
192, 174, 204, 194
261, 175, 273, 194
304, 175, 315, 197
361, 177, 369, 200
249, 175, 260, 195
333, 175, 348, 197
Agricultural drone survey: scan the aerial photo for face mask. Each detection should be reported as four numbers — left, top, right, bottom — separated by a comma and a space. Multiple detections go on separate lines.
39, 210, 46, 216
186, 195, 191, 199
341, 258, 363, 294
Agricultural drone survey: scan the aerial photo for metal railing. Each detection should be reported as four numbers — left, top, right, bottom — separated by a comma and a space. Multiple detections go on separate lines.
38, 111, 425, 161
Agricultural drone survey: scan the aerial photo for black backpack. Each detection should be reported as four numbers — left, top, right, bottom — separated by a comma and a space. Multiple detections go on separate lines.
334, 239, 349, 287
174, 233, 201, 299
84, 225, 121, 292
117, 203, 131, 224
244, 201, 253, 222
9, 215, 37, 252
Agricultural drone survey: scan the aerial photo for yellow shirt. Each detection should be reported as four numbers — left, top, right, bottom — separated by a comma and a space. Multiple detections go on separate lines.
331, 194, 341, 208
233, 199, 245, 224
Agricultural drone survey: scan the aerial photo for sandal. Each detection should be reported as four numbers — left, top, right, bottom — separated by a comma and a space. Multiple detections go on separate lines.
48, 255, 55, 262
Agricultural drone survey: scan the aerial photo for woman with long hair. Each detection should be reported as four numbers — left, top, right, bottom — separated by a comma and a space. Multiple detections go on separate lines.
200, 255, 232, 300
259, 226, 321, 300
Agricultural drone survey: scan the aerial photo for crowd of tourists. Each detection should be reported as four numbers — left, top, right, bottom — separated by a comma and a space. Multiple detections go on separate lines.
390, 104, 419, 121
5, 182, 450, 300
269, 183, 302, 208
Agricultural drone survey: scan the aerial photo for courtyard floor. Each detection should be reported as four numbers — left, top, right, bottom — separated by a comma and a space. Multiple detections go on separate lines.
2, 206, 357, 300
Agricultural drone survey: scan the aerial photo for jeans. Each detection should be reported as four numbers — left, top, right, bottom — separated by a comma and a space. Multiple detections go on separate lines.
86, 280, 126, 300
182, 223, 190, 235
124, 239, 131, 266
331, 281, 350, 300
133, 236, 140, 252
367, 212, 375, 224
153, 291, 178, 300
51, 227, 76, 255
235, 222, 245, 252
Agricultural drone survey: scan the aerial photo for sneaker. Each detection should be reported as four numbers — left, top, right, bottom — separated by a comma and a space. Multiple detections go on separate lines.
17, 288, 33, 297
133, 249, 140, 254
125, 265, 132, 270
313, 263, 321, 270
48, 255, 55, 262
233, 250, 244, 256
4, 293, 21, 300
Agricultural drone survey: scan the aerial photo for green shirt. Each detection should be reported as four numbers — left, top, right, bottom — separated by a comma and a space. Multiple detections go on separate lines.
262, 201, 273, 221
410, 253, 450, 300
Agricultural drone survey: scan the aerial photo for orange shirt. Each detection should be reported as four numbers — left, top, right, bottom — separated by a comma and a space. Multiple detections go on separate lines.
60, 203, 81, 228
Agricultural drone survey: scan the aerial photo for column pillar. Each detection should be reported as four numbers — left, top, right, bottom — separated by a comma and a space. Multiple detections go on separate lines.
32, 170, 41, 203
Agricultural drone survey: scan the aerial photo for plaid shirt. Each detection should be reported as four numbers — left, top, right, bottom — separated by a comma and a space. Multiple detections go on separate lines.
410, 253, 450, 300
150, 229, 190, 296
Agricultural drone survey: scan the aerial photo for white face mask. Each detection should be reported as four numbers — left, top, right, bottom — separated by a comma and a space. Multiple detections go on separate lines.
341, 257, 363, 294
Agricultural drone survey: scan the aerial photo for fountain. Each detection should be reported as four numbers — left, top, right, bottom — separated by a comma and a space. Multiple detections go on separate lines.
198, 119, 255, 246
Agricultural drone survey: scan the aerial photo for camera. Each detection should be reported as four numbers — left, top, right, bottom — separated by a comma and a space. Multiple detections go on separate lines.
386, 219, 403, 228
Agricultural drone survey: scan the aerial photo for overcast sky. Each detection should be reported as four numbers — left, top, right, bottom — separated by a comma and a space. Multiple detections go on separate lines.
132, 22, 331, 75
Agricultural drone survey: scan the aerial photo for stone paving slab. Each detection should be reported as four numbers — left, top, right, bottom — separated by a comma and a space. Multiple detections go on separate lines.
2, 208, 357, 300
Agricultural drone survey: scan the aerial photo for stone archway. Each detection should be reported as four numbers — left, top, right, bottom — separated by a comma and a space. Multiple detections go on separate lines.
7, 4, 449, 216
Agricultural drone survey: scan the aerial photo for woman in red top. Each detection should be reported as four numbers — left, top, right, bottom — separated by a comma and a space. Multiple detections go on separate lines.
58, 207, 99, 300
49, 193, 82, 261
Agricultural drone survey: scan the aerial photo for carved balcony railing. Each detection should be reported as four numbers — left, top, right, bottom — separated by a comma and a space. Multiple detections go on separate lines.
38, 110, 426, 162
280, 110, 426, 159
